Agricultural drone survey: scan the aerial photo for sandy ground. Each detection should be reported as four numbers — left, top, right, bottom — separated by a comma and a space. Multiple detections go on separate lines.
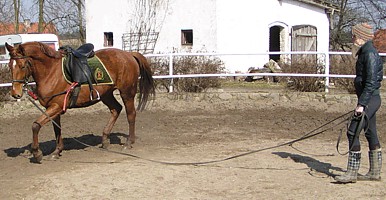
0, 92, 385, 200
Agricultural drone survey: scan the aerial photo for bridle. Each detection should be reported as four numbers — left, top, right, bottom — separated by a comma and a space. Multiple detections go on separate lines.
9, 55, 32, 84
10, 54, 66, 101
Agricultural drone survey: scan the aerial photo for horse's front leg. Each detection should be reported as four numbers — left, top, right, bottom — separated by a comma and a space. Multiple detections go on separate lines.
51, 115, 63, 159
101, 93, 122, 149
31, 104, 62, 163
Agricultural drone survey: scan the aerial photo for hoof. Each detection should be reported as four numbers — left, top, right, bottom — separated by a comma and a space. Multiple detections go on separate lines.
50, 149, 62, 159
31, 150, 43, 163
122, 143, 132, 150
50, 154, 60, 160
101, 141, 110, 149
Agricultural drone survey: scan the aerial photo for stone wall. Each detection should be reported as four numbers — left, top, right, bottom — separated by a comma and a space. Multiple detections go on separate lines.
3, 90, 385, 115
154, 91, 363, 104
146, 91, 384, 112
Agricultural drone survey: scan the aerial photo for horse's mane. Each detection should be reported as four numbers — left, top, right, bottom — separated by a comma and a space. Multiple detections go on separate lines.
20, 42, 62, 59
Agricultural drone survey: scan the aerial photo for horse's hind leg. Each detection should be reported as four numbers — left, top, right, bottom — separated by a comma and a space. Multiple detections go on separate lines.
120, 93, 136, 149
101, 92, 123, 149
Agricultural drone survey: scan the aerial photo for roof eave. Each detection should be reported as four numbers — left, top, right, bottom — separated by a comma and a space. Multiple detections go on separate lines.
292, 0, 340, 12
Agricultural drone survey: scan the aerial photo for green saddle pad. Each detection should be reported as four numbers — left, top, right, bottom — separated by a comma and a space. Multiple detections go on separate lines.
62, 56, 114, 85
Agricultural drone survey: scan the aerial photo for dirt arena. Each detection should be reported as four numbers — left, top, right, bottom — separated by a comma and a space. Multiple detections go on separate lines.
0, 91, 385, 199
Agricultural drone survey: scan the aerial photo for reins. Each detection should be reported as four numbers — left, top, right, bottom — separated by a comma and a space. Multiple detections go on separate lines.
23, 86, 356, 166
20, 82, 66, 101
336, 111, 368, 155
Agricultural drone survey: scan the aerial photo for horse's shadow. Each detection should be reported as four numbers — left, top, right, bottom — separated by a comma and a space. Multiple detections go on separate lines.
272, 152, 344, 178
4, 132, 127, 157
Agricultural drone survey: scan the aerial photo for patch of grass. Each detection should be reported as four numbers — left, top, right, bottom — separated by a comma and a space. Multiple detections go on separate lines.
221, 80, 286, 89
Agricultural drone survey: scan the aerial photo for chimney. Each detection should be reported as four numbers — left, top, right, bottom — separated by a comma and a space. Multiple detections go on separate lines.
24, 19, 31, 29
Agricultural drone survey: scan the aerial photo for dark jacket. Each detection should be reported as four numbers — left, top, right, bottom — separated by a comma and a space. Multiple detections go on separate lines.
354, 41, 384, 106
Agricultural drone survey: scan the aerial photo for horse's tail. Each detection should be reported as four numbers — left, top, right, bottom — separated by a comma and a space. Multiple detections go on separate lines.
130, 52, 155, 111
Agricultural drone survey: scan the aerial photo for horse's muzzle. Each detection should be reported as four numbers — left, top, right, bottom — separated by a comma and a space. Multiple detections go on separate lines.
11, 84, 23, 99
11, 93, 23, 99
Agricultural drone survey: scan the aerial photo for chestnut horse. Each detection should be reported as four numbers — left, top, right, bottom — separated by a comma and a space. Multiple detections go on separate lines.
5, 42, 155, 163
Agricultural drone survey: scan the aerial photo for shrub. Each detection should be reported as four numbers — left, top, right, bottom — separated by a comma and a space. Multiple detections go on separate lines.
330, 54, 356, 94
149, 55, 225, 92
280, 59, 325, 92
0, 66, 11, 101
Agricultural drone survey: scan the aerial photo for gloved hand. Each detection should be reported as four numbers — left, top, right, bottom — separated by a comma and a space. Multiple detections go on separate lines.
355, 105, 364, 116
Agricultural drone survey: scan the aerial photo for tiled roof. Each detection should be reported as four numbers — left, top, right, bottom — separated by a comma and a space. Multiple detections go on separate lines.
0, 21, 57, 35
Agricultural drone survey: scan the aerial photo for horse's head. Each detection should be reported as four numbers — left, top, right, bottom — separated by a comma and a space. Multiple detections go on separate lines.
5, 42, 62, 99
5, 42, 33, 99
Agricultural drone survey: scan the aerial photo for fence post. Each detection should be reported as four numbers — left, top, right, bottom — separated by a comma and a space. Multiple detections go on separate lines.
169, 54, 174, 93
324, 52, 330, 93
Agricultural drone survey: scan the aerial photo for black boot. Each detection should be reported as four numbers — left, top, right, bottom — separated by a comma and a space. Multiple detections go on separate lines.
358, 148, 382, 181
335, 151, 361, 183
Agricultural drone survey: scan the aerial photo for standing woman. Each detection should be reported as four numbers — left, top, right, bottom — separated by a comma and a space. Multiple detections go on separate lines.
335, 23, 384, 183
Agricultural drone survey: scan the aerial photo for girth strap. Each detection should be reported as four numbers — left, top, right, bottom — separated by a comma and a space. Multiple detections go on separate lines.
63, 82, 78, 112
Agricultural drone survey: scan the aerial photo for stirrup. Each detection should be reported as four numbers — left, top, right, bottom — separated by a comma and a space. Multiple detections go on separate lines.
90, 89, 100, 101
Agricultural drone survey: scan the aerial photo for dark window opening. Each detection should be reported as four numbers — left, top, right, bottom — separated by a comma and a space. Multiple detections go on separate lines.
269, 26, 281, 62
104, 32, 114, 47
0, 46, 5, 55
181, 29, 193, 45
0, 46, 6, 61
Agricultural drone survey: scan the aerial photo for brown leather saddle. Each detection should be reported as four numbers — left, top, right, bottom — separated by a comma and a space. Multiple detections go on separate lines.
60, 43, 100, 107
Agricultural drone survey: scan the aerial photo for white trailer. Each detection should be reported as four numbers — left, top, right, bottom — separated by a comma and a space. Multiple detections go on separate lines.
0, 34, 59, 61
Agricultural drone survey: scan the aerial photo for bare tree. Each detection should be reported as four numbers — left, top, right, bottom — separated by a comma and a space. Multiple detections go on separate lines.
38, 0, 43, 33
130, 0, 168, 33
329, 0, 386, 51
355, 0, 386, 28
43, 0, 85, 45
13, 0, 20, 33
0, 0, 14, 22
122, 0, 169, 53
0, 0, 18, 33
72, 0, 85, 43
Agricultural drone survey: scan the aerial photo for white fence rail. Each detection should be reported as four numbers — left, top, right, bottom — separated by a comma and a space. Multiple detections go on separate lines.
1, 51, 385, 93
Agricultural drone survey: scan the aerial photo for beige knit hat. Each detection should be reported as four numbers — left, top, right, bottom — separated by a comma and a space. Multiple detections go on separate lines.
352, 23, 374, 41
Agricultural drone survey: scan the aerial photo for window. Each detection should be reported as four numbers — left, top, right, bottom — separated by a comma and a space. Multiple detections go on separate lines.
104, 32, 114, 47
0, 46, 6, 61
43, 43, 56, 50
0, 46, 5, 55
181, 29, 193, 45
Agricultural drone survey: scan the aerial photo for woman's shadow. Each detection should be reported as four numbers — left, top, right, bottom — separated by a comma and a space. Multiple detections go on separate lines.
272, 151, 345, 178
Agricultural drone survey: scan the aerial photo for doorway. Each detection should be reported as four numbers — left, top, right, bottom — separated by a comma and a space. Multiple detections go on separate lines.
269, 25, 287, 62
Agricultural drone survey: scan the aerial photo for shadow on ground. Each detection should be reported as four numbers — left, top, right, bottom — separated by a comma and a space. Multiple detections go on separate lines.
3, 132, 127, 157
273, 152, 344, 177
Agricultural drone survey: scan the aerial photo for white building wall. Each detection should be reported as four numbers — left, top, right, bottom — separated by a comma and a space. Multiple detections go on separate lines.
86, 0, 131, 50
154, 0, 217, 53
215, 1, 271, 72
281, 0, 330, 53
86, 0, 331, 73
215, 0, 330, 72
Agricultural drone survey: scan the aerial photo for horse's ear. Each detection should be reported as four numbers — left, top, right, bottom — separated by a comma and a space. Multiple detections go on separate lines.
5, 42, 13, 52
